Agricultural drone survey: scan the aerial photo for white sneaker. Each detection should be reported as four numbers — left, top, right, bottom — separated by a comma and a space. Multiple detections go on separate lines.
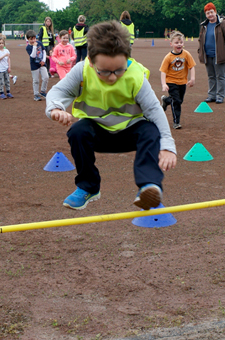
13, 76, 17, 85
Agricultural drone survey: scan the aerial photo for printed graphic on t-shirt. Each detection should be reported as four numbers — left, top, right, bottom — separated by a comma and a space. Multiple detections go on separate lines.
35, 44, 43, 63
171, 57, 185, 71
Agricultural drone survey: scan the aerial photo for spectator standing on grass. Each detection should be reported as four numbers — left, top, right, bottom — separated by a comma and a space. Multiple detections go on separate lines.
198, 2, 225, 104
120, 11, 135, 46
39, 17, 55, 76
0, 37, 14, 99
73, 15, 89, 63
160, 30, 196, 129
52, 30, 76, 80
26, 30, 48, 101
45, 21, 177, 211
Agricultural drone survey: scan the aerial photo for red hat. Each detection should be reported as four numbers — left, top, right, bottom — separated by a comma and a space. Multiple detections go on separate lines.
204, 2, 216, 12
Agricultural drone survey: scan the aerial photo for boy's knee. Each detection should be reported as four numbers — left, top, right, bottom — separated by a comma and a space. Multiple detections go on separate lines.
67, 119, 94, 140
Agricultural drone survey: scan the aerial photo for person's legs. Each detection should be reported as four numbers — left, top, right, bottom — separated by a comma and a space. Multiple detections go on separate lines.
4, 71, 10, 92
31, 69, 40, 96
56, 66, 67, 80
0, 71, 7, 98
168, 83, 185, 125
215, 62, 225, 102
66, 119, 163, 209
45, 45, 51, 75
76, 47, 81, 63
132, 120, 163, 189
205, 57, 217, 100
40, 66, 49, 93
67, 119, 102, 194
81, 46, 87, 61
49, 67, 55, 76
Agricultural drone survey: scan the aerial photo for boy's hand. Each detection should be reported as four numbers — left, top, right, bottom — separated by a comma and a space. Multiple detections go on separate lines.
8, 67, 11, 73
162, 84, 169, 91
40, 61, 45, 66
33, 42, 37, 47
158, 150, 177, 171
187, 79, 195, 87
51, 109, 72, 126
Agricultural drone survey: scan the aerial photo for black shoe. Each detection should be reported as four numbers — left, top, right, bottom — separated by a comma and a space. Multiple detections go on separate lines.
205, 97, 216, 103
216, 99, 223, 104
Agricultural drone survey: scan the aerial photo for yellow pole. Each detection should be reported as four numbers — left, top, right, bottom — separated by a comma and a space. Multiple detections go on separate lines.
0, 199, 225, 234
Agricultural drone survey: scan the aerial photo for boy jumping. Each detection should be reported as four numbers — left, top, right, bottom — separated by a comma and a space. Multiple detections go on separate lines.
46, 21, 177, 210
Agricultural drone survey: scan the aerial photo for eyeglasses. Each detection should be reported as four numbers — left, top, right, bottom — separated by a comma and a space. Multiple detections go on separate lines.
94, 64, 127, 77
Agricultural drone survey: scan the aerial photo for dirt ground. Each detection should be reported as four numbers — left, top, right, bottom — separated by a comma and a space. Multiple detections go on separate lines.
0, 38, 225, 340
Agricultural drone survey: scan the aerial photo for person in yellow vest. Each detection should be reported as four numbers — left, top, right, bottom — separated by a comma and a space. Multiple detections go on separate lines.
120, 11, 135, 45
38, 17, 55, 76
46, 21, 177, 211
73, 15, 89, 63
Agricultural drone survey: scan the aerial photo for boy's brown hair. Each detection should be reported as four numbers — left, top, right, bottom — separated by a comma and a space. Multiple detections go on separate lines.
59, 30, 69, 38
170, 30, 184, 42
26, 30, 36, 39
87, 21, 131, 62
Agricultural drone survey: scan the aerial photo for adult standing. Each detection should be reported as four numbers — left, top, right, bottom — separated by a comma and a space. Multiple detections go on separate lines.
39, 17, 55, 77
73, 15, 89, 63
120, 11, 134, 46
198, 2, 225, 104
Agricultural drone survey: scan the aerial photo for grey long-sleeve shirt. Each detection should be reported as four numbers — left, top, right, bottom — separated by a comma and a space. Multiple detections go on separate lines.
46, 61, 176, 154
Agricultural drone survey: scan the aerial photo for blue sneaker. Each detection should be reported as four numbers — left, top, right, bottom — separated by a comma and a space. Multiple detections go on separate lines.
7, 93, 14, 99
0, 93, 7, 99
34, 95, 42, 101
63, 187, 101, 210
133, 184, 162, 210
40, 91, 47, 98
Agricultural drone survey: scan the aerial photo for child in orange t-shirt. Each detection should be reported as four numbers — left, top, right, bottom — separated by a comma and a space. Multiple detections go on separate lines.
159, 30, 196, 129
52, 30, 76, 79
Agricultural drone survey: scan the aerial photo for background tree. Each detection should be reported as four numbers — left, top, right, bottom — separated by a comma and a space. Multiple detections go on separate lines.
1, 0, 225, 38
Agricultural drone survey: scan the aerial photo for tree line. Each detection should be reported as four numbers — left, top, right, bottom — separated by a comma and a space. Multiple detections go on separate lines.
1, 0, 225, 37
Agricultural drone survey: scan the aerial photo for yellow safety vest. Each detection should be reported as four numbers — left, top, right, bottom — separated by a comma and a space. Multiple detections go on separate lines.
73, 27, 87, 47
72, 58, 150, 132
121, 22, 135, 44
41, 26, 49, 46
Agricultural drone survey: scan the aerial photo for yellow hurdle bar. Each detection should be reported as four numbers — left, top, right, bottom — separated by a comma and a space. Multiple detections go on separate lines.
1, 199, 225, 234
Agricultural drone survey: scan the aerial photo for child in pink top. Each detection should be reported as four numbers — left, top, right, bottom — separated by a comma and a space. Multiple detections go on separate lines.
48, 49, 58, 77
52, 30, 76, 79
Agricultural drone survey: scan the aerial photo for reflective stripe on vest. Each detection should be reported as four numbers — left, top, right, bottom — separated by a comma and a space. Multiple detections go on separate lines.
72, 58, 150, 132
121, 22, 135, 44
42, 26, 49, 46
73, 27, 87, 47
